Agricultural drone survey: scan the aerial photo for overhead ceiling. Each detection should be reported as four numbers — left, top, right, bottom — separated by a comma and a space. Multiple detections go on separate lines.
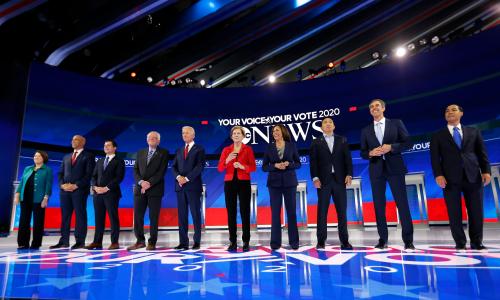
1, 0, 498, 88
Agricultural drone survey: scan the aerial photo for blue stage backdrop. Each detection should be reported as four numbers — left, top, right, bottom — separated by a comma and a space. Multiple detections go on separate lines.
0, 61, 27, 234
14, 27, 500, 229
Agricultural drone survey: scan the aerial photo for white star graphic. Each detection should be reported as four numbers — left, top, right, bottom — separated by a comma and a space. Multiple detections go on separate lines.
169, 278, 246, 296
23, 275, 105, 289
337, 279, 427, 299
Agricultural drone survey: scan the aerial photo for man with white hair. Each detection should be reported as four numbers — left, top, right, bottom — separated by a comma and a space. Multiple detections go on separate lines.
127, 131, 169, 251
172, 126, 206, 250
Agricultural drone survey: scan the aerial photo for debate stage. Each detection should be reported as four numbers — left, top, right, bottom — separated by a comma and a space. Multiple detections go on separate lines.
1, 227, 500, 299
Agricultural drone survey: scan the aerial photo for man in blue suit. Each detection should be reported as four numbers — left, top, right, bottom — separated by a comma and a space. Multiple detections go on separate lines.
360, 99, 414, 250
172, 126, 206, 250
51, 135, 95, 250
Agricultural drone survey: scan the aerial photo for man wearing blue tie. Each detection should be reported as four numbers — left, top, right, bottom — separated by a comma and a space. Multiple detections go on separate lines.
360, 99, 414, 250
430, 104, 491, 251
172, 126, 206, 250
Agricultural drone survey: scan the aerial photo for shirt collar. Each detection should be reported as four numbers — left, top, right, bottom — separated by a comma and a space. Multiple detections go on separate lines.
73, 149, 83, 154
374, 117, 386, 126
323, 133, 334, 138
148, 147, 157, 153
106, 154, 116, 160
186, 141, 195, 148
447, 123, 462, 131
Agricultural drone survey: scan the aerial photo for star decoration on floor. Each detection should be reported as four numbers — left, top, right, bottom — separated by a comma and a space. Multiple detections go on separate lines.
23, 275, 105, 290
337, 279, 427, 299
168, 277, 247, 296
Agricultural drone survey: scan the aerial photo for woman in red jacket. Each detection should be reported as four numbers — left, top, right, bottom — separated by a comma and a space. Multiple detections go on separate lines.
218, 126, 256, 251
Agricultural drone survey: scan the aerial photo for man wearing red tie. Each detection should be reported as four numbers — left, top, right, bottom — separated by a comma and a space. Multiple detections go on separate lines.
430, 104, 491, 251
51, 135, 95, 250
172, 126, 206, 250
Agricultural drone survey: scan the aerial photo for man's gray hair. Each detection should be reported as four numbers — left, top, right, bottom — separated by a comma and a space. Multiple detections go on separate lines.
147, 131, 161, 140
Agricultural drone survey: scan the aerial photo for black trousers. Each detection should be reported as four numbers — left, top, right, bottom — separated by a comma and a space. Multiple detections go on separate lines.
224, 179, 251, 244
443, 173, 484, 247
60, 189, 88, 245
269, 186, 299, 248
316, 174, 349, 244
370, 165, 413, 244
92, 193, 120, 244
133, 194, 162, 244
177, 189, 202, 246
18, 197, 45, 248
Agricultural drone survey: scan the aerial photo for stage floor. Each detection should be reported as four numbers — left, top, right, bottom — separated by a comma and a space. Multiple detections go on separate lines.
1, 226, 500, 299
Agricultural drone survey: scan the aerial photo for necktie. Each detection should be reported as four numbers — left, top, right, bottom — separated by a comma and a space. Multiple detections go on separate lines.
375, 122, 384, 145
104, 156, 109, 170
184, 144, 189, 159
147, 150, 154, 164
71, 151, 77, 166
453, 127, 462, 149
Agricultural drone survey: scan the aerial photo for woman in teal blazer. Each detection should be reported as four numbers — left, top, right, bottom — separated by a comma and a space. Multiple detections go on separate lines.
14, 151, 53, 249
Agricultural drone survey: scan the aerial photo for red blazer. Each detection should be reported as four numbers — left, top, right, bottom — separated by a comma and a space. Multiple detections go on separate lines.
218, 143, 256, 181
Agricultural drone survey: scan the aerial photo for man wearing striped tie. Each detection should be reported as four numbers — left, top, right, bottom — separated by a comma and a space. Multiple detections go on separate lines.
128, 131, 169, 251
85, 140, 125, 250
430, 104, 491, 251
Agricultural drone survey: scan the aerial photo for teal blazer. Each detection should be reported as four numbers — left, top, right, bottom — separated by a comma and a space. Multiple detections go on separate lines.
16, 164, 53, 203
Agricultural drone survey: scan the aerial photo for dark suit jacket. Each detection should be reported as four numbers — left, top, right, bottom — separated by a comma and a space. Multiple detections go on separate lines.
360, 118, 410, 177
262, 141, 301, 188
171, 144, 206, 192
58, 149, 95, 191
310, 134, 353, 185
430, 126, 490, 184
91, 156, 125, 198
133, 147, 169, 197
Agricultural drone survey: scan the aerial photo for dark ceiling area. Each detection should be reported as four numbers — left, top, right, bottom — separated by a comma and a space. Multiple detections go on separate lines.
1, 0, 498, 89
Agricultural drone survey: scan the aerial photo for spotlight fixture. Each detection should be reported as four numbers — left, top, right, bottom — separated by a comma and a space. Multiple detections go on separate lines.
407, 43, 415, 51
395, 47, 407, 58
130, 72, 137, 78
431, 36, 440, 44
268, 75, 276, 83
328, 62, 334, 68
200, 79, 206, 87
146, 76, 153, 83
371, 51, 380, 60
418, 38, 427, 46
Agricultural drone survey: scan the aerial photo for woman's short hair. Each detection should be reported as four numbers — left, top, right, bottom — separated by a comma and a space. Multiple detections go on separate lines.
230, 126, 245, 137
36, 150, 49, 163
273, 124, 291, 142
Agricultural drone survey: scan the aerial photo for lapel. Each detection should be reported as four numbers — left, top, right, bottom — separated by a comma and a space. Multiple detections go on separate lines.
185, 144, 196, 161
443, 127, 461, 150
332, 135, 340, 155
147, 147, 161, 166
318, 136, 332, 154
461, 126, 469, 149
381, 118, 391, 145
368, 123, 379, 146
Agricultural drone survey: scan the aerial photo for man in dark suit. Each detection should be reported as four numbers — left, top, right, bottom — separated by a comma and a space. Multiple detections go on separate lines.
360, 99, 414, 250
171, 126, 206, 250
127, 131, 169, 251
85, 140, 125, 250
430, 104, 491, 251
310, 117, 353, 250
51, 135, 95, 250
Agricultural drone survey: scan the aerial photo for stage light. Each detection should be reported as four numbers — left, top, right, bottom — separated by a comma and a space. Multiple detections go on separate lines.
268, 75, 276, 83
431, 36, 440, 44
328, 62, 334, 68
407, 43, 415, 51
200, 79, 206, 87
419, 38, 427, 46
130, 72, 137, 78
146, 76, 153, 83
371, 51, 380, 60
170, 80, 176, 86
395, 47, 407, 58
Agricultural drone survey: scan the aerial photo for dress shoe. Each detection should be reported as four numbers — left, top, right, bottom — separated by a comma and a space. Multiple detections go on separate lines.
49, 243, 69, 249
227, 243, 237, 251
316, 242, 325, 249
455, 244, 466, 251
29, 246, 40, 250
340, 242, 353, 250
404, 242, 416, 250
242, 242, 250, 252
270, 245, 281, 250
84, 243, 103, 250
471, 243, 487, 251
126, 242, 146, 251
174, 244, 189, 250
146, 243, 156, 251
291, 245, 299, 250
374, 241, 388, 249
108, 243, 120, 250
17, 245, 29, 250
71, 243, 85, 250
192, 243, 200, 250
